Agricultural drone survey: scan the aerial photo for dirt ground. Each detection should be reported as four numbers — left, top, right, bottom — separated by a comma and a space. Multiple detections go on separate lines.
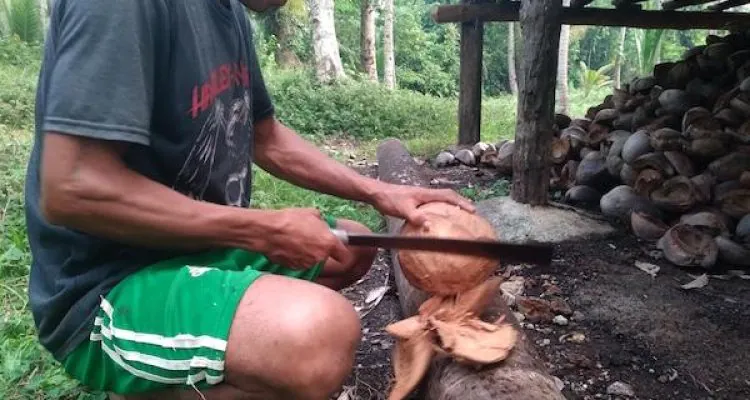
330, 147, 750, 400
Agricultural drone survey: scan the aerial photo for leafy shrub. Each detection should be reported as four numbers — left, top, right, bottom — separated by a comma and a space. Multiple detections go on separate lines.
265, 69, 457, 142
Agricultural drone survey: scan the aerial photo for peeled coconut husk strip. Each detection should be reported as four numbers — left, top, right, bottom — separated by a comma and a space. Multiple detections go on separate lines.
664, 151, 695, 177
657, 224, 719, 269
622, 131, 653, 163
398, 203, 499, 295
631, 211, 670, 241
564, 185, 602, 210
715, 237, 750, 267
634, 169, 664, 198
430, 317, 517, 365
551, 136, 571, 164
388, 331, 434, 400
716, 189, 750, 219
650, 176, 700, 213
680, 210, 732, 237
708, 152, 750, 182
691, 172, 716, 204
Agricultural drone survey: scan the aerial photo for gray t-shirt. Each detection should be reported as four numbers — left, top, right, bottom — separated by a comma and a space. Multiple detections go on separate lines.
24, 0, 274, 360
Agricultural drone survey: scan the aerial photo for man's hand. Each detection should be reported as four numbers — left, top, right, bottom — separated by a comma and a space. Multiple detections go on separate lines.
261, 208, 354, 270
370, 184, 475, 226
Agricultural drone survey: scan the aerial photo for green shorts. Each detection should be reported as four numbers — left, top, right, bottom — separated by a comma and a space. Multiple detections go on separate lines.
61, 215, 337, 395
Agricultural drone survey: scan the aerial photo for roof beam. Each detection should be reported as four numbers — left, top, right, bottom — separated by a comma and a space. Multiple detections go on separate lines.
432, 3, 750, 30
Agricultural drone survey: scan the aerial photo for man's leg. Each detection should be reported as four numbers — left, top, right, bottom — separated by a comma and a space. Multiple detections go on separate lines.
106, 274, 361, 400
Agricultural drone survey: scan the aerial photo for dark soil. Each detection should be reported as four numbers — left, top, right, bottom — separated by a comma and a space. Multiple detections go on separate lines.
329, 147, 750, 400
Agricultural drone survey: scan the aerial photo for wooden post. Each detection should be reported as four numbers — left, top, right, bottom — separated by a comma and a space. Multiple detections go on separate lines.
511, 0, 563, 205
458, 17, 484, 145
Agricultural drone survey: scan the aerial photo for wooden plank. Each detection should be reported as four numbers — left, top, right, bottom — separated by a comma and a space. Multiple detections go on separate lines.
376, 138, 565, 400
458, 19, 484, 145
510, 0, 562, 205
708, 0, 750, 11
432, 3, 750, 29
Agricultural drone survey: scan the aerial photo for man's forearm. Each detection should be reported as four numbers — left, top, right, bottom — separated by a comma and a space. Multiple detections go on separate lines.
41, 132, 284, 253
253, 118, 386, 205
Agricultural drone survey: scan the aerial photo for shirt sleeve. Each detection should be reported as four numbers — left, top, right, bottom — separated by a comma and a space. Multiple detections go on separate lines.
42, 0, 168, 146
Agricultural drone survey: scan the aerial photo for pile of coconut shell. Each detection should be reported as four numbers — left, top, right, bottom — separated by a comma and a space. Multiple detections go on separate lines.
552, 31, 750, 270
432, 31, 750, 270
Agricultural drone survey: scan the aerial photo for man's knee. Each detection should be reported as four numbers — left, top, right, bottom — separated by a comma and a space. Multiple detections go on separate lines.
224, 276, 361, 399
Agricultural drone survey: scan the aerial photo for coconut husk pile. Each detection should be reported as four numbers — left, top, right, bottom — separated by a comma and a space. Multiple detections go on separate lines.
433, 30, 750, 271
384, 202, 518, 400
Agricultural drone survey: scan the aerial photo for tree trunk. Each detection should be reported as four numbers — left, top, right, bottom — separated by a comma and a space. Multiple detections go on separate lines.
383, 0, 396, 89
360, 0, 378, 81
508, 22, 518, 96
614, 26, 627, 88
272, 9, 303, 69
310, 0, 346, 83
511, 0, 563, 205
556, 0, 570, 115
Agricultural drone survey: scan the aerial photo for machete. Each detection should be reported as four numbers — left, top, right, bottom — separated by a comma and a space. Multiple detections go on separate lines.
331, 229, 553, 266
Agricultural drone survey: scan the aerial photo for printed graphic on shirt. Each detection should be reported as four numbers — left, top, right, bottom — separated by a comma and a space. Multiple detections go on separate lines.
172, 63, 252, 205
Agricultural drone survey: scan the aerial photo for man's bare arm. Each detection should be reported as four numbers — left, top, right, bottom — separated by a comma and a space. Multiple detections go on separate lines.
252, 117, 386, 205
40, 132, 351, 268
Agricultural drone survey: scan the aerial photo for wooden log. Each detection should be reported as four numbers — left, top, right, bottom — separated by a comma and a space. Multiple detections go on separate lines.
458, 18, 484, 145
376, 138, 565, 400
662, 0, 720, 10
432, 3, 750, 30
511, 0, 562, 205
708, 0, 750, 11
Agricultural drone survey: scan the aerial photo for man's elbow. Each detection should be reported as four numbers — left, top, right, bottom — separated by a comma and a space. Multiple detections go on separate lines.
40, 175, 88, 226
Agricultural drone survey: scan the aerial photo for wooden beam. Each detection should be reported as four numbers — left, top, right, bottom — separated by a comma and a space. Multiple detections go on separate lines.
708, 0, 750, 11
432, 3, 750, 30
458, 19, 484, 145
663, 0, 721, 10
511, 0, 562, 205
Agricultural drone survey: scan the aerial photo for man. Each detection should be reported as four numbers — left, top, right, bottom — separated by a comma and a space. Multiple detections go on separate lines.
24, 0, 473, 399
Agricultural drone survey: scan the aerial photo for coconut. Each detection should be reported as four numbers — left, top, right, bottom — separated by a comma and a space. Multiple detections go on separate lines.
715, 237, 750, 267
654, 62, 676, 87
594, 109, 619, 126
588, 122, 610, 147
630, 152, 676, 177
741, 171, 750, 188
550, 136, 571, 164
687, 138, 728, 159
714, 108, 744, 127
560, 160, 579, 189
683, 45, 706, 60
682, 107, 712, 131
728, 50, 750, 71
622, 131, 653, 163
730, 97, 750, 119
691, 172, 716, 203
650, 176, 700, 213
632, 77, 656, 94
398, 202, 499, 295
650, 128, 685, 151
632, 106, 652, 131
563, 185, 602, 210
737, 214, 750, 245
600, 185, 661, 221
606, 155, 625, 177
680, 210, 732, 237
708, 152, 750, 182
613, 113, 635, 131
608, 131, 632, 158
683, 117, 723, 140
631, 211, 670, 241
561, 125, 588, 152
620, 163, 638, 187
494, 141, 514, 175
696, 54, 726, 78
657, 224, 719, 269
716, 189, 750, 219
714, 180, 742, 200
576, 151, 610, 189
666, 62, 698, 90
634, 169, 664, 197
555, 113, 572, 130
664, 151, 695, 177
